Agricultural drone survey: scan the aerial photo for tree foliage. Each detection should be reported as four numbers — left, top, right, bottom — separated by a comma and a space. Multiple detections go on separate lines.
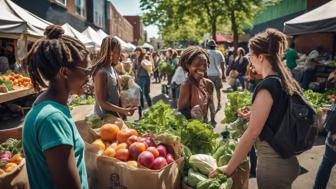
140, 0, 277, 49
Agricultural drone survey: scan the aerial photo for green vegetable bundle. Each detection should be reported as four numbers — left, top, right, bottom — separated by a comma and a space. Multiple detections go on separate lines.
222, 91, 252, 124
158, 61, 174, 75
0, 138, 22, 155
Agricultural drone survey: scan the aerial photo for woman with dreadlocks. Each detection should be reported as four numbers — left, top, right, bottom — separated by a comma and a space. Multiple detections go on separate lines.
92, 36, 136, 119
23, 25, 90, 189
209, 29, 302, 189
178, 46, 215, 122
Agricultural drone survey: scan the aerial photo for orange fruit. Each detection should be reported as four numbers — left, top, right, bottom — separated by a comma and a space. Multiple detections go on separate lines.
4, 163, 17, 173
92, 139, 106, 151
99, 124, 120, 142
115, 143, 128, 151
10, 154, 23, 164
117, 129, 138, 143
115, 149, 129, 161
104, 147, 116, 157
110, 142, 118, 149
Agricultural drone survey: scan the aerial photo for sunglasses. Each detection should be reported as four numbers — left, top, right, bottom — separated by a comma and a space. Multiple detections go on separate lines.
75, 66, 92, 75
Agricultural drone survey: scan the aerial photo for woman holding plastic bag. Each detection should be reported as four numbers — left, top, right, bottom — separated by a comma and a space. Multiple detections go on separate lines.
92, 36, 137, 119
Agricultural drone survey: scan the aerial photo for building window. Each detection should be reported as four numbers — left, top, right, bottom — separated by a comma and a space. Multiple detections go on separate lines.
94, 0, 105, 27
56, 0, 66, 5
75, 0, 85, 16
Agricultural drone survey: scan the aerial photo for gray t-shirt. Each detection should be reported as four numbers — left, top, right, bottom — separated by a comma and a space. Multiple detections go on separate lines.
207, 49, 225, 77
94, 66, 121, 117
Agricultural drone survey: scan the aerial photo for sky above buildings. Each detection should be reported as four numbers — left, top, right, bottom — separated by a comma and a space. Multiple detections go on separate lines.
111, 0, 159, 39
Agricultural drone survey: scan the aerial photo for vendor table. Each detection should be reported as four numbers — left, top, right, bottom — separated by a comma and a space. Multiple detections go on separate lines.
0, 87, 35, 103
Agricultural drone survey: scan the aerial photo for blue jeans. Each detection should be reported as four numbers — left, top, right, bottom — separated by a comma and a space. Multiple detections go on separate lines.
136, 76, 152, 108
313, 145, 336, 189
233, 75, 245, 91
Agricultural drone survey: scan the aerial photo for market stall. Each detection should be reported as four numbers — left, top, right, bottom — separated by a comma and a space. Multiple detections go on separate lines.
62, 23, 96, 51
82, 26, 103, 50
97, 29, 109, 40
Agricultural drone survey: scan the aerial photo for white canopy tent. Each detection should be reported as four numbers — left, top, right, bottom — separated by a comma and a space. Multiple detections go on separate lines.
142, 42, 154, 50
127, 42, 136, 51
114, 36, 132, 51
97, 29, 108, 40
0, 0, 51, 39
82, 26, 102, 48
62, 23, 95, 50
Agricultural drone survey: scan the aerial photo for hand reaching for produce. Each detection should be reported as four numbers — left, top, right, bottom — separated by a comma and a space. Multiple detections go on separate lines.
238, 106, 251, 120
209, 165, 233, 178
122, 107, 137, 116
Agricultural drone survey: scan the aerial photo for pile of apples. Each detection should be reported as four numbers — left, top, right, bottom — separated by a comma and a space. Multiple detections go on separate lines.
92, 124, 175, 170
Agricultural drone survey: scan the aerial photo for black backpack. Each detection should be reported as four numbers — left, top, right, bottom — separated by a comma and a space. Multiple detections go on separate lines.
264, 79, 318, 159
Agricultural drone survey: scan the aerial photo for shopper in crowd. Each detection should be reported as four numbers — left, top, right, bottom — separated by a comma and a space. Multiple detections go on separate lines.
210, 29, 302, 189
178, 46, 214, 122
300, 50, 319, 89
231, 47, 249, 90
23, 25, 89, 189
134, 47, 152, 118
225, 50, 234, 77
92, 36, 136, 119
152, 51, 161, 83
166, 48, 178, 84
171, 60, 187, 107
313, 102, 336, 189
0, 49, 9, 73
206, 39, 225, 111
284, 42, 298, 70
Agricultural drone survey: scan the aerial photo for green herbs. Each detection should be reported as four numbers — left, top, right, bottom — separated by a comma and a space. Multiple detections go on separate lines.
69, 95, 95, 109
222, 91, 252, 123
0, 138, 22, 155
181, 120, 219, 154
128, 100, 218, 154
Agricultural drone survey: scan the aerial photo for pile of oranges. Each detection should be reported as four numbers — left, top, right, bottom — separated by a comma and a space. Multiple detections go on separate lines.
0, 72, 32, 88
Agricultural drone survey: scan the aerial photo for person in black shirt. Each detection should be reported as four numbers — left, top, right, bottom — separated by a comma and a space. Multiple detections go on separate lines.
210, 29, 303, 189
231, 47, 249, 90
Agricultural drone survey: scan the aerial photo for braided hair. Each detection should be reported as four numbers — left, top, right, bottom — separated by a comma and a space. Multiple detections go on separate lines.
91, 36, 121, 76
26, 25, 88, 91
180, 46, 210, 73
248, 28, 302, 95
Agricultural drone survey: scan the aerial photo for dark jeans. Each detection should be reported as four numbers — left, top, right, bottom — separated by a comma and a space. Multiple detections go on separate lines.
137, 76, 152, 108
300, 69, 315, 89
313, 145, 336, 189
233, 75, 245, 91
249, 146, 257, 175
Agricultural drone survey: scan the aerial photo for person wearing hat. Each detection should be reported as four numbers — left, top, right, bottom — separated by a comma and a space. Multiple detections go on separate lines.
206, 39, 225, 113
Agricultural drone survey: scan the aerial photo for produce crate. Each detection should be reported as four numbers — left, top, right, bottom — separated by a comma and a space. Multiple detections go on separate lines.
0, 128, 29, 189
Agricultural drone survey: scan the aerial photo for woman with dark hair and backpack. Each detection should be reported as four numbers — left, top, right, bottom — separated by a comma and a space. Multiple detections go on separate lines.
23, 25, 89, 189
210, 29, 303, 189
92, 36, 136, 119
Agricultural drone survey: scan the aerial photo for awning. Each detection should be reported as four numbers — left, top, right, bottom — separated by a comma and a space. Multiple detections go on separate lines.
0, 0, 51, 38
62, 23, 95, 50
97, 29, 108, 39
215, 34, 233, 43
142, 42, 154, 50
284, 0, 336, 35
82, 26, 102, 47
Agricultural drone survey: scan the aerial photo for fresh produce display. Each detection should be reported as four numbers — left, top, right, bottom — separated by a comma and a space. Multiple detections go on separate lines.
0, 72, 32, 88
128, 100, 218, 154
222, 91, 252, 124
69, 95, 95, 109
91, 123, 177, 170
0, 138, 24, 175
303, 90, 333, 113
184, 153, 233, 189
85, 114, 103, 129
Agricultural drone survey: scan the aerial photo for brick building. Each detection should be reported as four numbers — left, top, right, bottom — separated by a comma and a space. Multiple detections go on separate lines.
13, 0, 108, 32
107, 2, 133, 43
124, 16, 144, 45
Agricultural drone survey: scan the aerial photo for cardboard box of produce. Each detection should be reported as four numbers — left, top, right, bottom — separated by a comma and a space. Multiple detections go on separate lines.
76, 117, 184, 189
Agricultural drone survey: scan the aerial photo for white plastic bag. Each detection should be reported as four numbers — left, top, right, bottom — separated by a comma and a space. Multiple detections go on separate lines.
120, 78, 141, 108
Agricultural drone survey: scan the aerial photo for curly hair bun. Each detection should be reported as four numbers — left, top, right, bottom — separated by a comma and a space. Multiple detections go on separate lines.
44, 25, 64, 39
